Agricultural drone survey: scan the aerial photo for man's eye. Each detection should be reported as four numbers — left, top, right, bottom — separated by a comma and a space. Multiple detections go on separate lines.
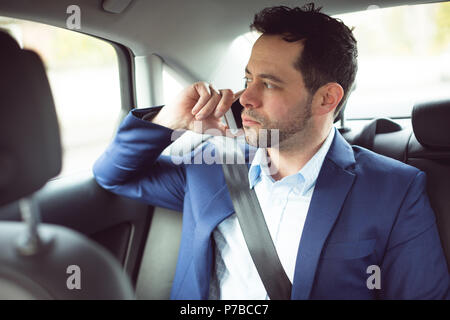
264, 82, 276, 89
243, 77, 252, 88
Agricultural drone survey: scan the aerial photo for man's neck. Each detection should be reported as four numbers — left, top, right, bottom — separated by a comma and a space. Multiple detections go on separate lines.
267, 126, 332, 181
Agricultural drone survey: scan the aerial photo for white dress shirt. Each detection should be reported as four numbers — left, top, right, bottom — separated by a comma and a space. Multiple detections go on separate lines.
209, 127, 336, 300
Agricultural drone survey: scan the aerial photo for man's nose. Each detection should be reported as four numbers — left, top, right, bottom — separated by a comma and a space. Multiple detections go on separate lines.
239, 85, 261, 109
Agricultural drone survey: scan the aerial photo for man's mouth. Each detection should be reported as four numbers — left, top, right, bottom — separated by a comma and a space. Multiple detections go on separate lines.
241, 115, 260, 126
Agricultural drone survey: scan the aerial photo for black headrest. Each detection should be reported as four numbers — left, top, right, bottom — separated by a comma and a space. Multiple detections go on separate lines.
412, 99, 450, 150
0, 31, 62, 207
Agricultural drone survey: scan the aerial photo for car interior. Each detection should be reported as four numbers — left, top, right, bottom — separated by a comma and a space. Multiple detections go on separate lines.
0, 0, 448, 299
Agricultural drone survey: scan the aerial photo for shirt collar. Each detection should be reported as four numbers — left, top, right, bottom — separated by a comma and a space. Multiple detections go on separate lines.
248, 127, 336, 194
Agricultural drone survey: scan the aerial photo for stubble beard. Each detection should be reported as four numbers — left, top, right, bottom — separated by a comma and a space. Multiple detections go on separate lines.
243, 101, 313, 151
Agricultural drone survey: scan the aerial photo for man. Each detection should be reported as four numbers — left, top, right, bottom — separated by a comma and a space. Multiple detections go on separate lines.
93, 4, 449, 299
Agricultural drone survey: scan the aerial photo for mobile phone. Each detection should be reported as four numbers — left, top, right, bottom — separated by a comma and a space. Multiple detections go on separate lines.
223, 95, 244, 135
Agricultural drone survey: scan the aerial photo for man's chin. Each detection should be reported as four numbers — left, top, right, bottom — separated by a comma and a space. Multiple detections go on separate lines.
243, 126, 258, 146
243, 126, 280, 148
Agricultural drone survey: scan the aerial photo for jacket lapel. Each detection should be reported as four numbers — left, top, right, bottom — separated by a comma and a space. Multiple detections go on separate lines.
291, 131, 356, 299
190, 141, 256, 299
193, 183, 235, 299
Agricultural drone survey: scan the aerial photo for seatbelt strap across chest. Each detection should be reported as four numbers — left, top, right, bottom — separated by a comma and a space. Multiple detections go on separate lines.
221, 160, 292, 300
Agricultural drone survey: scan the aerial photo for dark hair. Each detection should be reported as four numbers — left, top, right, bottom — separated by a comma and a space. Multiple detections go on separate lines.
250, 3, 358, 117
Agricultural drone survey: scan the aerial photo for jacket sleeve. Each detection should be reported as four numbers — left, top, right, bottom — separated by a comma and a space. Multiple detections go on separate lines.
380, 171, 450, 299
92, 106, 186, 212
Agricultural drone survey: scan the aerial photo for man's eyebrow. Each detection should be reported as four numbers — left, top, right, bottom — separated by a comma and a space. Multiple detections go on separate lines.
245, 67, 285, 84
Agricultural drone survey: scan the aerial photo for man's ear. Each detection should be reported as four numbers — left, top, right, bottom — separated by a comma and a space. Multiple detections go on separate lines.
312, 83, 344, 117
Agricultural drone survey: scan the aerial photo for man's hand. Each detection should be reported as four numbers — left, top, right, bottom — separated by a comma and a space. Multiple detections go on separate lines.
152, 82, 242, 135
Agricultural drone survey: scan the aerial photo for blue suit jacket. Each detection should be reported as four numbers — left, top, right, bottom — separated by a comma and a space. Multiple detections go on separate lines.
93, 107, 449, 299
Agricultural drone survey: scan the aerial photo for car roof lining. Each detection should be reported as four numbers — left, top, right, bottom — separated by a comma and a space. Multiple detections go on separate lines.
0, 0, 443, 82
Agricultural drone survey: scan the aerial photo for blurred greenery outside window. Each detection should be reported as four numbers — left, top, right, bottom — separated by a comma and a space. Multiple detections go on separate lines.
0, 17, 120, 177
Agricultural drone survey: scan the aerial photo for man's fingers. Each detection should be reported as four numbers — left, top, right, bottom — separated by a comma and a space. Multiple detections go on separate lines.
191, 82, 212, 115
190, 83, 242, 121
194, 85, 221, 120
203, 81, 211, 96
214, 89, 234, 118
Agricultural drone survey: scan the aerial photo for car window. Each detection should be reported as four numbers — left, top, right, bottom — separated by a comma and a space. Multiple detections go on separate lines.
334, 2, 450, 119
163, 65, 185, 105
0, 16, 121, 177
211, 2, 450, 120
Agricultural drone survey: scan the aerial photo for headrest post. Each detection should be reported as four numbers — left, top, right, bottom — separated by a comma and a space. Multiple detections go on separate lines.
17, 196, 53, 256
338, 111, 351, 134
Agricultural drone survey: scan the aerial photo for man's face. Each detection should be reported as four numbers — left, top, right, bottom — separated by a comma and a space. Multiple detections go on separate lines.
239, 34, 313, 149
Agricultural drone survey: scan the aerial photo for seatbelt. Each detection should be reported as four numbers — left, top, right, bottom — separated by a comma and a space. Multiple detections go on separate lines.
221, 159, 292, 300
